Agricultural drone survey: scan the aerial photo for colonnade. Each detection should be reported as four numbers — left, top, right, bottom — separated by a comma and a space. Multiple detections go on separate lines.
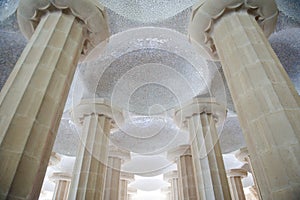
0, 0, 299, 199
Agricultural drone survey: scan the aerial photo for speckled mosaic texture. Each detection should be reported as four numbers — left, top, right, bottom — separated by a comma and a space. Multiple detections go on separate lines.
0, 2, 299, 157
270, 27, 300, 94
0, 0, 18, 21
100, 0, 197, 23
275, 0, 300, 22
80, 27, 212, 115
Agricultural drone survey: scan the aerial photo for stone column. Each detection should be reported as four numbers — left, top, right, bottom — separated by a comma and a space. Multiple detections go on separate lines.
189, 1, 300, 199
104, 146, 130, 200
68, 99, 123, 200
164, 171, 180, 200
119, 172, 134, 200
0, 0, 108, 199
50, 172, 72, 200
175, 98, 231, 200
127, 187, 137, 200
168, 145, 198, 200
235, 148, 261, 199
161, 186, 171, 200
227, 169, 247, 200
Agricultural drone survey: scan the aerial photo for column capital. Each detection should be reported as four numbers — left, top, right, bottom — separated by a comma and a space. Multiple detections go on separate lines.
188, 0, 278, 60
108, 145, 131, 163
49, 152, 61, 166
49, 172, 72, 182
174, 97, 226, 129
120, 172, 135, 182
127, 187, 137, 194
167, 144, 191, 161
17, 0, 109, 56
71, 98, 124, 127
235, 147, 249, 163
227, 168, 247, 178
163, 170, 178, 182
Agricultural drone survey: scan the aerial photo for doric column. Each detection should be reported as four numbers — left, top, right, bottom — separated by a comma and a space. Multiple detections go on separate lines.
164, 171, 181, 200
50, 172, 72, 200
68, 99, 123, 200
127, 187, 137, 200
161, 186, 171, 200
189, 1, 300, 199
119, 172, 134, 200
235, 148, 261, 199
175, 98, 231, 200
104, 146, 130, 200
168, 145, 198, 200
227, 169, 247, 200
0, 0, 109, 199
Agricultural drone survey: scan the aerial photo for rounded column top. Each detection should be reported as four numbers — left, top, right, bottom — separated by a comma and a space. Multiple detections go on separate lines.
120, 172, 135, 182
71, 98, 124, 128
49, 152, 61, 166
127, 187, 137, 194
163, 170, 178, 182
227, 168, 247, 178
174, 97, 226, 129
108, 145, 131, 163
188, 0, 278, 60
167, 144, 192, 161
17, 0, 109, 55
49, 172, 72, 181
235, 147, 249, 163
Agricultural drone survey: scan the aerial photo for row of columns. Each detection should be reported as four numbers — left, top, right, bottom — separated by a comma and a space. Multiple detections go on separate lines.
49, 171, 136, 200
47, 149, 135, 200
163, 145, 259, 200
189, 0, 300, 199
0, 0, 299, 199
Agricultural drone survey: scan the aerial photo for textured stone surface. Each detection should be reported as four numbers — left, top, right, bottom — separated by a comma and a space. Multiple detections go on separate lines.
213, 11, 300, 199
0, 11, 84, 200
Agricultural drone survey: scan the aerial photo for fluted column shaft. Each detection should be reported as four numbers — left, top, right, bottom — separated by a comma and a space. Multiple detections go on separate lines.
213, 11, 300, 199
227, 169, 247, 200
119, 179, 128, 200
177, 150, 198, 200
235, 148, 261, 199
170, 177, 180, 200
54, 180, 70, 200
0, 11, 83, 200
127, 187, 137, 200
51, 172, 72, 200
68, 114, 111, 200
104, 157, 121, 200
188, 113, 231, 200
119, 173, 134, 200
164, 171, 181, 200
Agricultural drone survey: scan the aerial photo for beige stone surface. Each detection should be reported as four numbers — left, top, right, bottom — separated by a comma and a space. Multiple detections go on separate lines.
212, 10, 300, 200
68, 113, 111, 200
119, 172, 137, 200
104, 157, 121, 200
104, 146, 130, 200
68, 99, 122, 200
188, 0, 278, 60
127, 187, 137, 200
235, 148, 262, 200
50, 172, 72, 200
168, 145, 198, 200
164, 171, 181, 200
227, 169, 247, 200
175, 98, 231, 200
17, 0, 109, 56
0, 11, 84, 200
